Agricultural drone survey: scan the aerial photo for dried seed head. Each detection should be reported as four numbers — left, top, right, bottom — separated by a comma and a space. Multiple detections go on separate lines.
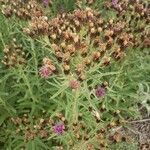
2, 7, 13, 17
68, 140, 73, 146
61, 117, 66, 122
99, 43, 106, 53
101, 104, 106, 111
79, 73, 86, 81
99, 139, 107, 147
49, 65, 56, 71
112, 132, 122, 142
55, 51, 63, 60
39, 130, 48, 138
23, 28, 31, 34
87, 0, 95, 5
99, 128, 106, 133
87, 10, 94, 18
105, 30, 114, 37
108, 121, 116, 128
76, 64, 84, 74
115, 110, 120, 114
16, 128, 21, 133
75, 133, 81, 139
73, 35, 79, 43
102, 81, 108, 87
60, 42, 66, 48
103, 57, 111, 66
50, 34, 57, 40
3, 48, 9, 53
56, 113, 63, 118
89, 22, 94, 27
114, 51, 126, 60
40, 118, 45, 124
63, 52, 70, 62
69, 79, 80, 89
43, 57, 52, 65
109, 19, 114, 24
87, 143, 94, 150
84, 58, 91, 66
98, 27, 102, 32
92, 51, 101, 61
96, 133, 104, 139
74, 19, 80, 26
90, 27, 96, 34
63, 64, 70, 72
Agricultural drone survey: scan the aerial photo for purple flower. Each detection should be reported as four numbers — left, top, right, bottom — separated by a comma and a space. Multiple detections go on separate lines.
112, 0, 118, 7
39, 65, 52, 78
69, 80, 80, 89
43, 0, 49, 6
95, 86, 106, 98
53, 123, 65, 134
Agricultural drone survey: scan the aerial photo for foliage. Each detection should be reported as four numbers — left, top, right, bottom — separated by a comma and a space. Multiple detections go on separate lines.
0, 0, 149, 149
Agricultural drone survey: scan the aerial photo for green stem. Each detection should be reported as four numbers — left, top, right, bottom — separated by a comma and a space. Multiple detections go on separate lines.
73, 89, 80, 123
20, 68, 37, 114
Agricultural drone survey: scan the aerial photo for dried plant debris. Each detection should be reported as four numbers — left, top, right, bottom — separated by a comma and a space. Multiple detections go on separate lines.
108, 118, 150, 150
130, 119, 150, 149
1, 39, 26, 67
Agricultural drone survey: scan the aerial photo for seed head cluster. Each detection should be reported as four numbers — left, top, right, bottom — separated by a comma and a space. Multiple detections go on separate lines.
1, 39, 26, 67
1, 0, 44, 19
23, 2, 149, 81
1, 0, 149, 81
10, 112, 67, 141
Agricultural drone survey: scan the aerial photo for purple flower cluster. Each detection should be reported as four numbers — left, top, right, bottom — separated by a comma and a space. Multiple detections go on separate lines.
43, 0, 49, 6
39, 65, 52, 78
112, 0, 118, 7
95, 86, 106, 98
53, 123, 65, 134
